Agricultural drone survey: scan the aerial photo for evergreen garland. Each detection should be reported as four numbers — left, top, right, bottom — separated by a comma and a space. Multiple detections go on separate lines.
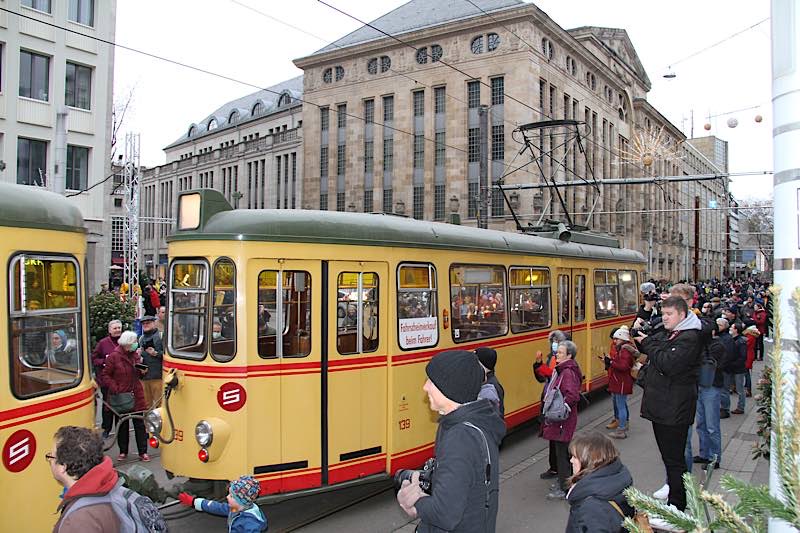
753, 365, 772, 460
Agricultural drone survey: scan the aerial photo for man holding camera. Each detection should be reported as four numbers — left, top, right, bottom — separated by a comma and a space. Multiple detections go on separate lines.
633, 296, 703, 513
138, 315, 163, 409
396, 350, 506, 532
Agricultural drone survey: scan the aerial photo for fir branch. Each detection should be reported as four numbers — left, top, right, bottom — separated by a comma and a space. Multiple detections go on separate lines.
699, 492, 756, 533
721, 475, 789, 526
623, 486, 699, 531
683, 472, 708, 528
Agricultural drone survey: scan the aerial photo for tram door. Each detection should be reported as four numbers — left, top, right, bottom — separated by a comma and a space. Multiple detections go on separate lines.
325, 261, 389, 485
570, 269, 590, 390
251, 260, 321, 493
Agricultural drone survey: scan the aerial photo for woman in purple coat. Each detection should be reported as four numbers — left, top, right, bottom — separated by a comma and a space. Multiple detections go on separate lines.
542, 340, 582, 500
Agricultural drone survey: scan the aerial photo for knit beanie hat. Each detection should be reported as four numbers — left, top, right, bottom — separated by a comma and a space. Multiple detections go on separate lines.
613, 326, 631, 342
229, 475, 260, 507
474, 347, 497, 371
425, 350, 483, 404
55, 330, 68, 347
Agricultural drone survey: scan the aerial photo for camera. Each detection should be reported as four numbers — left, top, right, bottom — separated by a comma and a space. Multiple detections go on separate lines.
393, 457, 436, 494
631, 318, 664, 339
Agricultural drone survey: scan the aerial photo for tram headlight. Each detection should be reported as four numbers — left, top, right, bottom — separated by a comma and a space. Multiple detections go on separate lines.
145, 409, 163, 435
195, 420, 213, 447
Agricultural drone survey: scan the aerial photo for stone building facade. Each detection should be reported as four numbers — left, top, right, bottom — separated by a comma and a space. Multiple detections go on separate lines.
138, 77, 303, 280
0, 0, 116, 293
293, 0, 730, 281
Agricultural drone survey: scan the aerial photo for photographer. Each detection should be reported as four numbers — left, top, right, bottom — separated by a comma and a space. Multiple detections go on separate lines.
633, 296, 703, 514
633, 282, 662, 331
396, 350, 506, 532
138, 315, 163, 409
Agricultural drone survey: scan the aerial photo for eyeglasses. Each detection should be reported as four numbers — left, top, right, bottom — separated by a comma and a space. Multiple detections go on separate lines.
45, 453, 56, 463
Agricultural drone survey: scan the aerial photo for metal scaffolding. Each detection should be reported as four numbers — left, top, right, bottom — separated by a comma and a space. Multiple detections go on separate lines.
122, 133, 141, 301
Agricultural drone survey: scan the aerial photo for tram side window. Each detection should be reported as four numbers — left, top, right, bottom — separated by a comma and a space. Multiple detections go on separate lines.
257, 270, 312, 358
9, 255, 82, 398
397, 264, 438, 350
509, 267, 550, 333
169, 261, 208, 359
450, 264, 507, 342
574, 275, 586, 322
618, 270, 638, 315
211, 258, 236, 361
337, 272, 379, 355
594, 269, 619, 319
557, 274, 570, 325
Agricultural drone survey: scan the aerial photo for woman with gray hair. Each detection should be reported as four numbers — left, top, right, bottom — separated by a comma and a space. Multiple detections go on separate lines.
542, 340, 582, 499
102, 330, 150, 461
535, 330, 571, 481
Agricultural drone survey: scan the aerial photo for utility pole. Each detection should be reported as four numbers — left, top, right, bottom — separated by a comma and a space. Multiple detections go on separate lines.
694, 195, 700, 282
478, 105, 489, 230
123, 133, 141, 315
770, 2, 800, 532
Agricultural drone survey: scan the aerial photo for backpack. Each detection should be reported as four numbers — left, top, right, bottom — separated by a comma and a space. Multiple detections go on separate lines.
59, 478, 168, 532
542, 371, 571, 422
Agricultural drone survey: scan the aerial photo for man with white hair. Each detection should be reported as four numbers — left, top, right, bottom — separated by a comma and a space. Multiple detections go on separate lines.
92, 319, 122, 438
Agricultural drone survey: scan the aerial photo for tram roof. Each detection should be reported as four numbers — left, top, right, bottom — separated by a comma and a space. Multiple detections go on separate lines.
169, 190, 645, 263
0, 183, 86, 233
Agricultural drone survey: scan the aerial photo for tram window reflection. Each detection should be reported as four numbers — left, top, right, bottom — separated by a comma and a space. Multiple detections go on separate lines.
169, 261, 208, 358
574, 274, 586, 322
508, 267, 551, 333
618, 270, 638, 314
449, 264, 507, 342
594, 269, 619, 319
9, 255, 82, 398
257, 270, 312, 358
211, 258, 236, 361
557, 274, 570, 325
397, 264, 438, 350
337, 272, 379, 355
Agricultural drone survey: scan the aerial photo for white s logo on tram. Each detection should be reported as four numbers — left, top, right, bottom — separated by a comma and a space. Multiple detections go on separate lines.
8, 437, 31, 466
221, 389, 241, 406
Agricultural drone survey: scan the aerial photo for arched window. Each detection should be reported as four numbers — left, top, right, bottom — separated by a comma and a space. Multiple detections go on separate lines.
252, 102, 264, 116
323, 68, 332, 84
278, 93, 292, 106
228, 110, 239, 124
541, 38, 553, 60
585, 71, 596, 90
208, 118, 218, 131
416, 47, 428, 64
431, 44, 443, 62
566, 55, 576, 76
334, 66, 345, 81
367, 58, 378, 74
471, 35, 484, 54
487, 33, 500, 51
380, 56, 391, 73
188, 125, 196, 137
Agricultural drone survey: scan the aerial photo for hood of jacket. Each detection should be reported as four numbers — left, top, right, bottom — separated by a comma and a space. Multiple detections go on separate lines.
555, 357, 581, 379
230, 503, 268, 531
674, 311, 702, 333
59, 456, 118, 510
440, 398, 506, 446
567, 459, 632, 503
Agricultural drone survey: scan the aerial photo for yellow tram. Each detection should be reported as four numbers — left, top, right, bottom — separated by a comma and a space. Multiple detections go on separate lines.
0, 183, 95, 530
149, 189, 645, 496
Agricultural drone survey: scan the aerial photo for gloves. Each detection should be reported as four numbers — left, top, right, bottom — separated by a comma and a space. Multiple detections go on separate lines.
178, 492, 195, 507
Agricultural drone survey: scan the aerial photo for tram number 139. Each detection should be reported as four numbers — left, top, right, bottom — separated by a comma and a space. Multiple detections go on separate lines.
398, 419, 411, 431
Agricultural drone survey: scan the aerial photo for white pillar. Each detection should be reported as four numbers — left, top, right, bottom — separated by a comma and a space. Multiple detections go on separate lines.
770, 1, 800, 532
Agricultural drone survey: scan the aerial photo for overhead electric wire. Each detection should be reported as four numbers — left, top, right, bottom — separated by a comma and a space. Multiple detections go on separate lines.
665, 17, 769, 70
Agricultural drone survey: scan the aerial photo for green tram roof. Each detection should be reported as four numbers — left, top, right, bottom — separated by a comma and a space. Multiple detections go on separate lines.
169, 190, 645, 263
0, 182, 86, 233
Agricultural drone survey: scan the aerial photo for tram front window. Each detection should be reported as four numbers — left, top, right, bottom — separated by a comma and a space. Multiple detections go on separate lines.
9, 255, 82, 398
169, 261, 208, 359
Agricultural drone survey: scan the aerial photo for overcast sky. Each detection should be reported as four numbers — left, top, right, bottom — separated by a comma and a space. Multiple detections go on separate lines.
114, 0, 772, 201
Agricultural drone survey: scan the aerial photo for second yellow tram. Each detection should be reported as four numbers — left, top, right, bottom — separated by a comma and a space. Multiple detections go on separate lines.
148, 189, 645, 496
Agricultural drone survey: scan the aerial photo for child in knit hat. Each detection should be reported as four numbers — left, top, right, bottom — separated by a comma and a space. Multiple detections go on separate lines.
179, 475, 267, 532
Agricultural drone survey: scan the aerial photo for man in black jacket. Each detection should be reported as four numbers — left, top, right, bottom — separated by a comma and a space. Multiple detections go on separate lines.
397, 350, 506, 532
634, 296, 703, 512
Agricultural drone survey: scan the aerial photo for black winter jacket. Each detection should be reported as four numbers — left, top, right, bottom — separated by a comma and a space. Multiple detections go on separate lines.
565, 459, 634, 533
728, 335, 748, 374
707, 337, 734, 388
640, 314, 704, 426
486, 373, 505, 418
416, 399, 507, 533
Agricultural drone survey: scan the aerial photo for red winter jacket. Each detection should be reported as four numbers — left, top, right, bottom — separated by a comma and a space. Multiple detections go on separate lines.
608, 342, 637, 395
541, 358, 582, 443
744, 331, 758, 370
91, 335, 119, 388
54, 456, 120, 532
102, 345, 147, 412
753, 310, 767, 335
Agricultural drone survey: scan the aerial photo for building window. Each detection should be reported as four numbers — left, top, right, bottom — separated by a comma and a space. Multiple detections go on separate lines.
413, 90, 424, 117
383, 95, 394, 121
491, 125, 504, 161
364, 99, 374, 124
229, 110, 239, 124
566, 55, 576, 76
416, 48, 428, 64
337, 104, 346, 128
320, 107, 329, 131
66, 145, 89, 191
17, 138, 47, 186
431, 44, 443, 62
367, 58, 378, 75
335, 66, 345, 81
337, 145, 346, 176
468, 128, 480, 163
208, 118, 218, 130
383, 188, 393, 213
320, 193, 328, 210
364, 141, 374, 173
413, 186, 424, 219
468, 81, 480, 108
585, 71, 596, 90
383, 139, 393, 173
65, 62, 91, 110
380, 56, 391, 73
68, 0, 94, 26
487, 33, 500, 51
435, 132, 445, 167
492, 187, 504, 216
22, 0, 51, 13
19, 50, 50, 101
320, 147, 328, 178
541, 38, 554, 60
364, 189, 373, 212
470, 35, 484, 54
336, 191, 345, 212
491, 77, 504, 106
413, 135, 424, 169
252, 101, 264, 116
434, 184, 445, 221
434, 87, 446, 114
278, 93, 292, 106
468, 182, 478, 218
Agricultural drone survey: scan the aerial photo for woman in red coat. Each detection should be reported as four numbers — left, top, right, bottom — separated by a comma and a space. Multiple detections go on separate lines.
542, 340, 582, 500
102, 330, 150, 461
606, 326, 638, 439
743, 325, 760, 396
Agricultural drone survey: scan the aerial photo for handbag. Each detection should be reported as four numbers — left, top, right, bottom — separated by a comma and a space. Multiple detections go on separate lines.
542, 372, 571, 422
609, 500, 653, 532
109, 392, 135, 414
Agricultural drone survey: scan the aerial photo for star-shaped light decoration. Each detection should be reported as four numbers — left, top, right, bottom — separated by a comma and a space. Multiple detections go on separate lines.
617, 125, 684, 172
